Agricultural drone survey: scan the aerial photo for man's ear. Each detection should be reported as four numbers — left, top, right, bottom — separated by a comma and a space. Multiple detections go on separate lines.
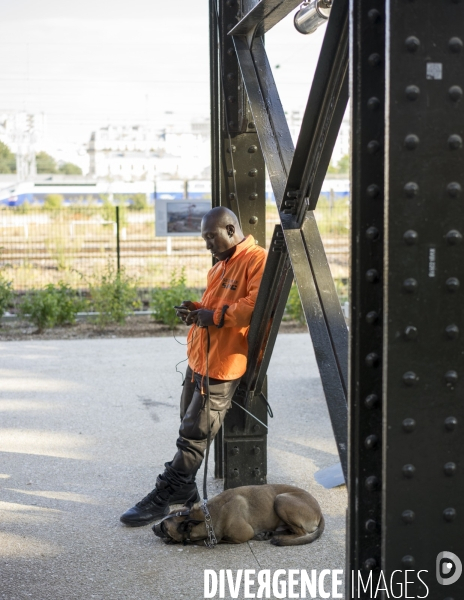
226, 224, 235, 238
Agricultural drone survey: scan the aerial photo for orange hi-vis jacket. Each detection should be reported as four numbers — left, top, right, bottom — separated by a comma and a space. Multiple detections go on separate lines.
187, 235, 267, 381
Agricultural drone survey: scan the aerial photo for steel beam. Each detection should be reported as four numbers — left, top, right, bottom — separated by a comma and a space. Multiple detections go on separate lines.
229, 0, 301, 39
233, 1, 349, 475
382, 1, 464, 595
210, 0, 268, 488
348, 0, 385, 590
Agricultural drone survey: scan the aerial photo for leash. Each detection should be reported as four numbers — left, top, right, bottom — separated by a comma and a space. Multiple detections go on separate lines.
201, 326, 218, 549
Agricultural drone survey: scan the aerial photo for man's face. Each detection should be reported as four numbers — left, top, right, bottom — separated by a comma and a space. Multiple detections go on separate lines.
201, 219, 235, 261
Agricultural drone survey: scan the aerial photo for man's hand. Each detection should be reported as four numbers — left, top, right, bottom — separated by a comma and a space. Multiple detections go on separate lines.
186, 309, 215, 327
175, 300, 198, 324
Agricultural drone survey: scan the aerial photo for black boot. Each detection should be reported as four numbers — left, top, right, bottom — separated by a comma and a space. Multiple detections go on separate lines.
169, 481, 200, 506
120, 477, 173, 527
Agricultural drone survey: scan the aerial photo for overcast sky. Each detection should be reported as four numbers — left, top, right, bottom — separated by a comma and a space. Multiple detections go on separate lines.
0, 0, 325, 149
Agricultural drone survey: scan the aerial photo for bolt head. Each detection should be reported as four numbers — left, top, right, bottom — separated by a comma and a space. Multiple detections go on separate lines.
367, 184, 380, 198
402, 510, 415, 524
403, 230, 418, 245
449, 37, 463, 53
446, 324, 459, 339
402, 418, 416, 432
403, 278, 418, 292
405, 85, 420, 100
365, 394, 379, 409
449, 85, 463, 102
404, 134, 420, 150
446, 277, 460, 291
404, 182, 419, 197
403, 464, 416, 478
447, 182, 462, 197
444, 462, 457, 476
405, 36, 420, 52
448, 134, 463, 150
404, 325, 418, 340
367, 97, 380, 110
403, 371, 418, 386
443, 508, 456, 521
445, 416, 458, 431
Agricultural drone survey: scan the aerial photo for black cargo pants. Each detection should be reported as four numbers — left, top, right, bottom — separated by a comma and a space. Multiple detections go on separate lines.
162, 365, 241, 489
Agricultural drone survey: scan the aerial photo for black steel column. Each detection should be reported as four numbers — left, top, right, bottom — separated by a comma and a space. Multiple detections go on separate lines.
348, 0, 385, 593
210, 0, 267, 488
382, 2, 464, 596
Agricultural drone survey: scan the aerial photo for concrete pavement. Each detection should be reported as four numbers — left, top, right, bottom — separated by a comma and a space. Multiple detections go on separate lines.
0, 333, 347, 600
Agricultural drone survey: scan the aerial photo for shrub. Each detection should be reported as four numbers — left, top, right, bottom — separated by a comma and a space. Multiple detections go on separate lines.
151, 269, 200, 329
284, 284, 305, 323
128, 193, 148, 210
43, 194, 64, 210
0, 274, 13, 319
19, 282, 84, 331
90, 263, 140, 327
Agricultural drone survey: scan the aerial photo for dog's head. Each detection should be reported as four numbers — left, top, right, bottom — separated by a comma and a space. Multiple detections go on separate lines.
152, 503, 207, 545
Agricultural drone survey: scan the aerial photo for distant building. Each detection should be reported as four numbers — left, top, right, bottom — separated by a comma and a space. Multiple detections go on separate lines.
88, 119, 210, 181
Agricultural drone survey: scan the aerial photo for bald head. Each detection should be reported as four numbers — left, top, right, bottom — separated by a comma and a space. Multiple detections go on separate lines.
201, 207, 245, 261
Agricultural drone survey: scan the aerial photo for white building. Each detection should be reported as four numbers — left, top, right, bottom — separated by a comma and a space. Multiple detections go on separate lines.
88, 119, 211, 181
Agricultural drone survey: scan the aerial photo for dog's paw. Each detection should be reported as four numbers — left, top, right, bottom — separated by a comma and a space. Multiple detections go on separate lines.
270, 537, 283, 546
252, 531, 274, 541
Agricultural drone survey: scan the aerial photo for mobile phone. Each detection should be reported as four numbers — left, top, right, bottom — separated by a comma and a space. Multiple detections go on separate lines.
174, 305, 190, 313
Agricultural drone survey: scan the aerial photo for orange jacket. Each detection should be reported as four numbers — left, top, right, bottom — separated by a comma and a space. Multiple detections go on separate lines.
187, 235, 266, 380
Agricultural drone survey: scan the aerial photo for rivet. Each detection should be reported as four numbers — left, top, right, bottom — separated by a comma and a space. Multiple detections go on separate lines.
232, 446, 239, 455
252, 446, 261, 455
404, 134, 419, 150
367, 184, 380, 198
365, 519, 377, 532
367, 9, 381, 23
365, 353, 380, 367
403, 230, 418, 245
249, 193, 258, 200
227, 47, 235, 56
226, 72, 235, 81
445, 370, 458, 384
402, 418, 416, 432
368, 53, 381, 67
229, 193, 236, 200
446, 229, 462, 245
227, 95, 236, 103
365, 394, 379, 409
405, 85, 420, 100
232, 425, 239, 433
402, 556, 415, 568
249, 216, 258, 225
444, 462, 457, 476
364, 435, 378, 450
404, 182, 419, 197
367, 140, 380, 154
443, 508, 456, 522
403, 464, 416, 478
445, 416, 458, 431
248, 168, 258, 177
448, 134, 463, 150
366, 269, 379, 283
366, 226, 380, 241
248, 122, 255, 129
449, 37, 463, 53
446, 324, 459, 339
226, 145, 236, 153
446, 277, 460, 291
447, 182, 462, 197
405, 36, 420, 52
228, 120, 236, 129
253, 424, 259, 432
402, 510, 415, 524
365, 476, 379, 491
404, 325, 418, 340
227, 169, 236, 177
364, 558, 377, 571
366, 311, 378, 324
231, 468, 239, 477
449, 85, 463, 101
367, 97, 380, 110
403, 278, 418, 292
403, 371, 418, 386
225, 0, 235, 6
248, 145, 257, 153
226, 23, 235, 32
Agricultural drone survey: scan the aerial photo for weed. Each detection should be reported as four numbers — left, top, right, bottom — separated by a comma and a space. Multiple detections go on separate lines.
151, 269, 201, 329
90, 263, 141, 327
19, 282, 84, 331
0, 274, 13, 319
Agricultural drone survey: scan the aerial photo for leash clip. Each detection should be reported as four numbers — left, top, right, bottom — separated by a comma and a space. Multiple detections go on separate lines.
201, 500, 218, 549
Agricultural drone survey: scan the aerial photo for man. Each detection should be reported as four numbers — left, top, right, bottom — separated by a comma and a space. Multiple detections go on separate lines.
120, 206, 266, 526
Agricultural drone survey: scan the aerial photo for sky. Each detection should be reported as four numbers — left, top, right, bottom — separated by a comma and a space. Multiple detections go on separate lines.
0, 0, 326, 156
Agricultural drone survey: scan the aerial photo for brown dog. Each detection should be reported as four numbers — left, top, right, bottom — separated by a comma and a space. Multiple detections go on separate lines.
153, 484, 324, 546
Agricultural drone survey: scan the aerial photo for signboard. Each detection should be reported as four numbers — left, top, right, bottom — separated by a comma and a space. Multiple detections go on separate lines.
155, 199, 211, 237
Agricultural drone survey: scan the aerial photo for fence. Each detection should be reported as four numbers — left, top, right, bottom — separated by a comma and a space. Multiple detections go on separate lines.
0, 200, 349, 299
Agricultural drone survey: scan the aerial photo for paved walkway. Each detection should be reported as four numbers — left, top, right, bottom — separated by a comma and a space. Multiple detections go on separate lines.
0, 333, 346, 600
